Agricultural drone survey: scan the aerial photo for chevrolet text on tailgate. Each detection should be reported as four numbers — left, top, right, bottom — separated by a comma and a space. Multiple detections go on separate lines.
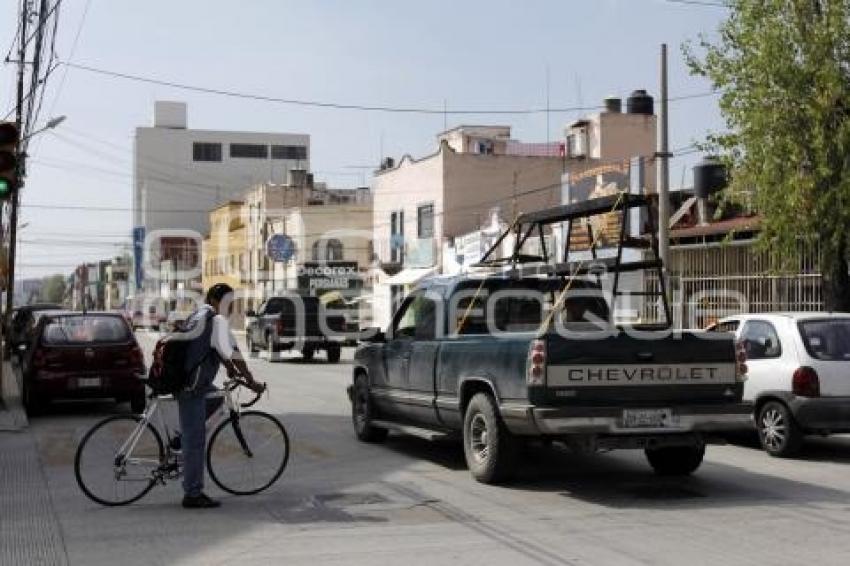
349, 193, 750, 483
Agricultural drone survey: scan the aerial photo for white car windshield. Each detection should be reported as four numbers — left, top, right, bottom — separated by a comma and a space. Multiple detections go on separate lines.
799, 319, 850, 361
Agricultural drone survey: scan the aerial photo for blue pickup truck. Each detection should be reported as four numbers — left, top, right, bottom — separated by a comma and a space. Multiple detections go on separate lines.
348, 194, 750, 483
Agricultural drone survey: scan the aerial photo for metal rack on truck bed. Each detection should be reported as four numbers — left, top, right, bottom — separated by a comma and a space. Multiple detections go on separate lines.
473, 191, 672, 327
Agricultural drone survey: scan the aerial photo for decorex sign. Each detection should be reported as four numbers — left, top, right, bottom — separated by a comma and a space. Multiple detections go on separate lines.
297, 261, 361, 294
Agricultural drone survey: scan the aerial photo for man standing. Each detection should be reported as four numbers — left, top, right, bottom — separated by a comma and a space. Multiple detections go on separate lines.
179, 283, 264, 509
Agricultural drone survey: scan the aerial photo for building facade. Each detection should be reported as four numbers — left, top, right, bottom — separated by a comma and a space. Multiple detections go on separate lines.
369, 102, 657, 327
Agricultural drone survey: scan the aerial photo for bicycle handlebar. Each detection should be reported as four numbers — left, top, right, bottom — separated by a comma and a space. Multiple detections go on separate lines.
225, 378, 266, 408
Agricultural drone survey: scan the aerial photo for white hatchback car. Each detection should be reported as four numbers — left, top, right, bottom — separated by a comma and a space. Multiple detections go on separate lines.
710, 313, 850, 457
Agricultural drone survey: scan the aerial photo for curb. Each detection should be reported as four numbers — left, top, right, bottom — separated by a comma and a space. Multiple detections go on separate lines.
0, 360, 29, 432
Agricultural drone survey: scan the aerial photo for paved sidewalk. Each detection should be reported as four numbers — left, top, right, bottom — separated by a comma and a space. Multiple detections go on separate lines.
0, 359, 67, 564
0, 432, 69, 565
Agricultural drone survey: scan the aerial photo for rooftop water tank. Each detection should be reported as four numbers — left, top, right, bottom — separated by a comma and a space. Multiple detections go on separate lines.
626, 90, 654, 115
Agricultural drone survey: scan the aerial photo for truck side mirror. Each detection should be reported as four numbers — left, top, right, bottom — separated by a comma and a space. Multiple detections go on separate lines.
245, 310, 256, 318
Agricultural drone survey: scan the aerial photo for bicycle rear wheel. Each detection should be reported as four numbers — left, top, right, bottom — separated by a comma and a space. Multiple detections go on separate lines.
75, 415, 164, 506
207, 410, 289, 495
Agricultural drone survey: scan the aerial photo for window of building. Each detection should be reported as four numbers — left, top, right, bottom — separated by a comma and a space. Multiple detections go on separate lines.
230, 143, 268, 159
312, 238, 344, 261
417, 203, 434, 238
193, 142, 222, 162
390, 210, 404, 263
271, 145, 308, 160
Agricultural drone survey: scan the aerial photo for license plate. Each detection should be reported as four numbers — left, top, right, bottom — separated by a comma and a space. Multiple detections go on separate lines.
622, 408, 671, 428
77, 377, 102, 388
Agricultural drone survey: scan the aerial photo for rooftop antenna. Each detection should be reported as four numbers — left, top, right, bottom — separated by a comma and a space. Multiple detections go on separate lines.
546, 64, 550, 145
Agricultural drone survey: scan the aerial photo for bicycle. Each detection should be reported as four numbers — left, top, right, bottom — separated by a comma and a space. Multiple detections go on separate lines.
74, 378, 290, 506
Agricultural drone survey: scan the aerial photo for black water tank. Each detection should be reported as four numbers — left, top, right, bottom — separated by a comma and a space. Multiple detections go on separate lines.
604, 96, 622, 113
626, 89, 654, 115
693, 156, 728, 198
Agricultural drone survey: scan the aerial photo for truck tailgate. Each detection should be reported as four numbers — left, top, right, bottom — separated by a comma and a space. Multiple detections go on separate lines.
538, 331, 741, 406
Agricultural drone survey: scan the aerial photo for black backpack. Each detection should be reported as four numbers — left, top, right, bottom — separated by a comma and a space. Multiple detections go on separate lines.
147, 311, 214, 395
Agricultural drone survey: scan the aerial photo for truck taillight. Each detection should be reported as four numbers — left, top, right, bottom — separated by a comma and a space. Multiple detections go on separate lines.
793, 366, 820, 397
527, 339, 546, 386
735, 340, 748, 382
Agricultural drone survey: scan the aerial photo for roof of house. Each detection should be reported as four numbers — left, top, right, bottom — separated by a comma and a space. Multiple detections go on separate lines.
670, 215, 761, 239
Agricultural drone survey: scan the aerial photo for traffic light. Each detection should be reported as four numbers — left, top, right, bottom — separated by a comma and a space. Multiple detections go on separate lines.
0, 121, 20, 201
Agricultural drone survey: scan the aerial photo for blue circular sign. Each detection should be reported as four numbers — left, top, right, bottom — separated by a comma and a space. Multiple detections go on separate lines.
266, 234, 296, 262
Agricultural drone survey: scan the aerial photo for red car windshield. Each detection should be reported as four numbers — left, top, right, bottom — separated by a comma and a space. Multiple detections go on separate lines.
42, 316, 131, 345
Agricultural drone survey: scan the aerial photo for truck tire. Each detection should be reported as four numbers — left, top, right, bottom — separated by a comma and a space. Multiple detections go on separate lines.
645, 444, 705, 476
302, 346, 315, 362
463, 393, 517, 484
352, 375, 388, 443
326, 343, 341, 363
757, 400, 803, 457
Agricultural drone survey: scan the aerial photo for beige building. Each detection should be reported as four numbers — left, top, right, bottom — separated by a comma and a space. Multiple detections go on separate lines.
369, 99, 657, 326
241, 181, 373, 312
202, 201, 250, 322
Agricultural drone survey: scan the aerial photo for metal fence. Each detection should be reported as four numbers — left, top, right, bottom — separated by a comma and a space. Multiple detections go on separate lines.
642, 238, 823, 328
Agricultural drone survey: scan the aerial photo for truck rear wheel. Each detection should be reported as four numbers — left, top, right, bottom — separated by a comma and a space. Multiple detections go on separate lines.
645, 444, 705, 476
352, 375, 388, 443
463, 393, 517, 484
326, 343, 341, 363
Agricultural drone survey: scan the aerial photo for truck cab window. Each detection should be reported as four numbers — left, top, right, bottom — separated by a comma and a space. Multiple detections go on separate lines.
393, 295, 437, 340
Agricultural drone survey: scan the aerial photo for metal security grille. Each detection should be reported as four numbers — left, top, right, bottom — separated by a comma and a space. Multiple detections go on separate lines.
644, 239, 823, 328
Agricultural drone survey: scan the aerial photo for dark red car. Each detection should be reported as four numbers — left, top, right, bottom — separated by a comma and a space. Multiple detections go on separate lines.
21, 312, 146, 414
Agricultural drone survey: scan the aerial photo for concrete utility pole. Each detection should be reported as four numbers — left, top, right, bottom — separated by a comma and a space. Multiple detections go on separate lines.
657, 43, 671, 267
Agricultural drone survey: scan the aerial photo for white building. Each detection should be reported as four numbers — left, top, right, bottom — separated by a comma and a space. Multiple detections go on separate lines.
132, 101, 310, 295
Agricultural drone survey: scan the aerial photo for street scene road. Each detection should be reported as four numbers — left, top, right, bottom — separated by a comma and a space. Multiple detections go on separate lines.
6, 2, 850, 565
5, 331, 850, 566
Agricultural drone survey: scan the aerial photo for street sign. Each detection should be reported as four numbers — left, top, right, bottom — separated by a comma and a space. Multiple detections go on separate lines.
266, 234, 296, 262
297, 261, 360, 296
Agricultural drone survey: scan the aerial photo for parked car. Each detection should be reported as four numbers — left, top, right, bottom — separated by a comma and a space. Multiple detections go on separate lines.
709, 313, 850, 457
245, 294, 348, 362
350, 273, 750, 483
165, 309, 193, 332
20, 312, 146, 414
130, 303, 167, 330
7, 303, 63, 359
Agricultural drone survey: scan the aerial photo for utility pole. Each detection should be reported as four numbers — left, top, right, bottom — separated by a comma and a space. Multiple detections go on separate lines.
4, 0, 28, 366
657, 43, 671, 267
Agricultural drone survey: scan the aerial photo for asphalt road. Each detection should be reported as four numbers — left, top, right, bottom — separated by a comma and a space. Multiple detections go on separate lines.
20, 330, 850, 565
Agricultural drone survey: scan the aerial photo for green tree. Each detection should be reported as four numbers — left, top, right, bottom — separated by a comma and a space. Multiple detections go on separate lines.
686, 0, 850, 310
40, 274, 66, 305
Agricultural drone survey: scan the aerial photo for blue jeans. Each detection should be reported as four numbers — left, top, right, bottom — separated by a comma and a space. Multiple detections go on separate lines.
177, 388, 224, 497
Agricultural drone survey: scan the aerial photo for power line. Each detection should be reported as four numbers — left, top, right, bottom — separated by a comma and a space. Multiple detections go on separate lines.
663, 0, 729, 7
60, 61, 718, 116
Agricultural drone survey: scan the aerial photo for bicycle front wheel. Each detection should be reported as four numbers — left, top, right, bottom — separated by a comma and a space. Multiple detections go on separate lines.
74, 415, 164, 506
207, 411, 290, 495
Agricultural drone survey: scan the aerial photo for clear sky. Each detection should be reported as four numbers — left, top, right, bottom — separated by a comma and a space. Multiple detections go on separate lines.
1, 0, 729, 279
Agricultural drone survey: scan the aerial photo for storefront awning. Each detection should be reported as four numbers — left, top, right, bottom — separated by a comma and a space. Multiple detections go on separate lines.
385, 267, 436, 286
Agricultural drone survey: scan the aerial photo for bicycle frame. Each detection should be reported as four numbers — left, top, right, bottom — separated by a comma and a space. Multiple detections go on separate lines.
115, 380, 246, 478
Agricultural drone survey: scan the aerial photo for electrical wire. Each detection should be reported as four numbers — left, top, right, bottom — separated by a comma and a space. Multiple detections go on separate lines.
60, 60, 718, 116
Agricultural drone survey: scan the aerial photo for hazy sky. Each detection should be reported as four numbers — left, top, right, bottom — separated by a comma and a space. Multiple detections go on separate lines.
1, 0, 729, 279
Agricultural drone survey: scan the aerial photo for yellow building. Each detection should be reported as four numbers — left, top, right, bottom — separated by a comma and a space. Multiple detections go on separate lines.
202, 201, 249, 324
